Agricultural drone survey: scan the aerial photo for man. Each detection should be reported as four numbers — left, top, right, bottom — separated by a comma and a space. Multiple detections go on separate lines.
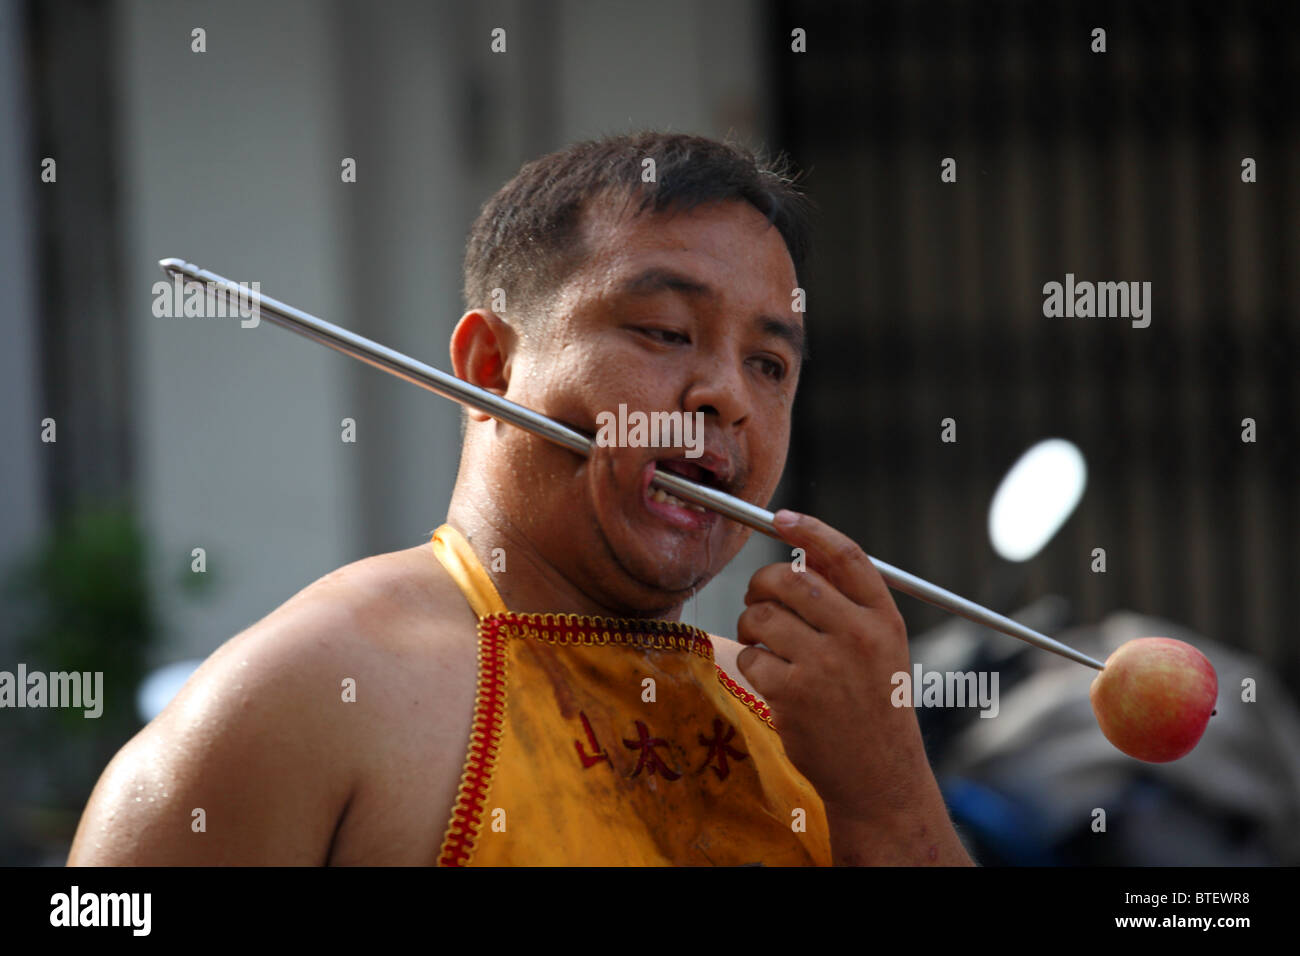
68, 131, 973, 866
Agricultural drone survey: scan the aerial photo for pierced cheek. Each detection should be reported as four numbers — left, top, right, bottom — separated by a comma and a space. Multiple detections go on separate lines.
584, 442, 643, 526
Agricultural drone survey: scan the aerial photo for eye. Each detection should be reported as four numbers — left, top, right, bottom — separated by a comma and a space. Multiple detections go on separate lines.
637, 327, 690, 345
751, 355, 787, 381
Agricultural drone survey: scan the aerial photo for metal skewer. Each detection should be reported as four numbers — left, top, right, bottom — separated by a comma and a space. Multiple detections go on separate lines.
158, 257, 1106, 671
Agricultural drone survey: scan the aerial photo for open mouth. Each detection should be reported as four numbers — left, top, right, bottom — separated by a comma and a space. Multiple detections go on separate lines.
639, 455, 730, 527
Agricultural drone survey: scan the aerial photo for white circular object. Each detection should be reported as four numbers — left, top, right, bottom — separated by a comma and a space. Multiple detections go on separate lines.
136, 659, 203, 723
988, 439, 1087, 562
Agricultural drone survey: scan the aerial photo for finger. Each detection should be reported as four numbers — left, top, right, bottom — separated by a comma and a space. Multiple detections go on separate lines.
736, 599, 821, 662
744, 563, 861, 635
735, 643, 794, 705
771, 509, 892, 611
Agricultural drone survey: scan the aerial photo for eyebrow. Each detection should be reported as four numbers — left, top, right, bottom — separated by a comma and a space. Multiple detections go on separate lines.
616, 267, 808, 360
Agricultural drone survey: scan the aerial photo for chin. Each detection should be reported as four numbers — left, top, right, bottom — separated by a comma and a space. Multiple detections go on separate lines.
612, 520, 747, 607
610, 538, 713, 599
567, 450, 762, 612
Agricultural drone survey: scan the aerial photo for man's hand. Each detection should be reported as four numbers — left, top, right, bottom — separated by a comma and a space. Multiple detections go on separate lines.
736, 509, 974, 865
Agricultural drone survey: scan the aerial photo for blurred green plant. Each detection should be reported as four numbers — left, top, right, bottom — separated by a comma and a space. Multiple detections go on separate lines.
3, 501, 213, 810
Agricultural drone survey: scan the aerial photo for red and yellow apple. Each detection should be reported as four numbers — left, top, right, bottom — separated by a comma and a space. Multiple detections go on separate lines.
1089, 637, 1218, 762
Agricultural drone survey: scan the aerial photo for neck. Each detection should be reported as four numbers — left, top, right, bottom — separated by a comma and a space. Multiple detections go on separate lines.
445, 479, 688, 622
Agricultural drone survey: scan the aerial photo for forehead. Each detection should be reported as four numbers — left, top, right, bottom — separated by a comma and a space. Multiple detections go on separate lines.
564, 195, 799, 308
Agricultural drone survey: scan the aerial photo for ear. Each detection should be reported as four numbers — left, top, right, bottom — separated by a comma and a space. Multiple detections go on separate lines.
450, 310, 517, 422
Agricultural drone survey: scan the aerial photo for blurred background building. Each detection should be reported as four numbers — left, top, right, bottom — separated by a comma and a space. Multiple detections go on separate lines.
0, 0, 1296, 865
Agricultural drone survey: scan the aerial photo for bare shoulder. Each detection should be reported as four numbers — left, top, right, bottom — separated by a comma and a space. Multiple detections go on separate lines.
708, 633, 761, 699
68, 542, 480, 865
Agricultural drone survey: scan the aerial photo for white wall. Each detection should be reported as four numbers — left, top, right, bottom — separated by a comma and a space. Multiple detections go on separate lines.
116, 0, 358, 658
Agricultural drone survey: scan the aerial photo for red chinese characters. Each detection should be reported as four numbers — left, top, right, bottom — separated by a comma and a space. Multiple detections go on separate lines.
696, 717, 748, 781
573, 711, 611, 769
573, 712, 748, 783
622, 720, 682, 780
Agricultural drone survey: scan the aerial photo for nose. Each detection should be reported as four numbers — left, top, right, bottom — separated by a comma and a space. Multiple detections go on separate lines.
680, 348, 750, 430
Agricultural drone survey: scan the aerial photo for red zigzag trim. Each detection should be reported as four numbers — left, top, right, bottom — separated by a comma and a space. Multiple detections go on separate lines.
436, 617, 508, 867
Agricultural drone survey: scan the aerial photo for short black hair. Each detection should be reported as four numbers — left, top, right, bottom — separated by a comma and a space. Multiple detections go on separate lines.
462, 130, 814, 321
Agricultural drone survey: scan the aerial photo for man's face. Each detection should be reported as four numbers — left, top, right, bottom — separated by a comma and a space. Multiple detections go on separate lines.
496, 196, 804, 615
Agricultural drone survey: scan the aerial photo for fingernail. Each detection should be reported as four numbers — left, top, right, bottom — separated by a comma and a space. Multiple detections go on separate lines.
774, 509, 799, 529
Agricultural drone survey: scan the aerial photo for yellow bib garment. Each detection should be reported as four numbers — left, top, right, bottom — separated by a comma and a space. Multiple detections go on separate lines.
431, 524, 833, 866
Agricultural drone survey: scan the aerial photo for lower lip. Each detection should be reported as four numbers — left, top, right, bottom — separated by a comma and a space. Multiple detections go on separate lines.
640, 463, 718, 531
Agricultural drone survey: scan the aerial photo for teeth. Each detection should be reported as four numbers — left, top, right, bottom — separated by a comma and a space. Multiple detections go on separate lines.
648, 486, 707, 514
